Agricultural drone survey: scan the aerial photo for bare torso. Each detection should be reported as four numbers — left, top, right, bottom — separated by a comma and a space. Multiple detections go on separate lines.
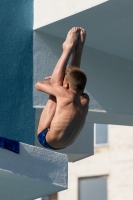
46, 89, 89, 148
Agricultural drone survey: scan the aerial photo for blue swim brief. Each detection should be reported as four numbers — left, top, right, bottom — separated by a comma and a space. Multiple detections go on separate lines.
37, 128, 62, 150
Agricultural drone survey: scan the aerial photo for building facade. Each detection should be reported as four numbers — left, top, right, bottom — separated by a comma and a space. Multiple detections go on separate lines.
58, 124, 133, 200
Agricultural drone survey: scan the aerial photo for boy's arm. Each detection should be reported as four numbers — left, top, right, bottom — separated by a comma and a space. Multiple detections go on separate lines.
35, 81, 63, 97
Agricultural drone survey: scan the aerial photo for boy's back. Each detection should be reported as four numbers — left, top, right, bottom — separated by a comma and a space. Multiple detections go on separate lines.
48, 88, 89, 148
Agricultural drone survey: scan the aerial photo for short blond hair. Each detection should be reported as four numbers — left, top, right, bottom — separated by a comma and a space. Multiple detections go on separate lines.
65, 66, 87, 92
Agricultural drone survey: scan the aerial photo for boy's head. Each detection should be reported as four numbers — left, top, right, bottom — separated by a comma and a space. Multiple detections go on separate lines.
64, 66, 87, 92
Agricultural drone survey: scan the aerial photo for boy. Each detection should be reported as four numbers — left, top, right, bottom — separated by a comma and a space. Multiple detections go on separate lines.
35, 27, 89, 150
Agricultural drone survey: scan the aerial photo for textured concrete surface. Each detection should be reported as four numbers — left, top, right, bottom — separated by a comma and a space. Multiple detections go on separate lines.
58, 125, 133, 200
0, 0, 35, 144
0, 143, 68, 200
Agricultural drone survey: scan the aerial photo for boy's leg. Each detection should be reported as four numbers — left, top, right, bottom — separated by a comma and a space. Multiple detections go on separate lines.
70, 28, 86, 68
37, 27, 80, 134
50, 27, 80, 86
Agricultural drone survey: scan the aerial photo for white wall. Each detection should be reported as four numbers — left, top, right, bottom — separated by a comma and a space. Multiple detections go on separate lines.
34, 0, 108, 29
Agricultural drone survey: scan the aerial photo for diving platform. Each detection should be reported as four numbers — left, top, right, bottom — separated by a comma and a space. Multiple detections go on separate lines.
0, 142, 68, 200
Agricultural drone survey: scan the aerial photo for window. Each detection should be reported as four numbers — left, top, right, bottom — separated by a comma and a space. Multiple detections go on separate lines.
94, 124, 108, 146
79, 176, 107, 200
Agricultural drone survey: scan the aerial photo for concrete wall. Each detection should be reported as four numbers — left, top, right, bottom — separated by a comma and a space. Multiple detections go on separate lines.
0, 0, 35, 144
82, 46, 133, 115
58, 125, 133, 200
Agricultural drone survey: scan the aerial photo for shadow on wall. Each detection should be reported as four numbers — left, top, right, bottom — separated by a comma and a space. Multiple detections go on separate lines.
37, 0, 133, 61
82, 46, 133, 115
33, 31, 66, 106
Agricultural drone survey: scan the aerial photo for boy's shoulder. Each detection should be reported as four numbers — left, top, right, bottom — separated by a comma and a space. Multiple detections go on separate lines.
56, 85, 71, 97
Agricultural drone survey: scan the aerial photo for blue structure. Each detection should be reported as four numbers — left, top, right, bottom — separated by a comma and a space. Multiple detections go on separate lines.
0, 0, 35, 144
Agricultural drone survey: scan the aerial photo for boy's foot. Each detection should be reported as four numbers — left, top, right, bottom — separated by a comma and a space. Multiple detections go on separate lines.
70, 27, 86, 67
62, 27, 80, 52
73, 28, 86, 57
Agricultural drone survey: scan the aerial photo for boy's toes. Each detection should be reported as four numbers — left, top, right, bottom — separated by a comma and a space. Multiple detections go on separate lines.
80, 27, 86, 35
79, 27, 86, 42
63, 27, 80, 51
71, 27, 80, 34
